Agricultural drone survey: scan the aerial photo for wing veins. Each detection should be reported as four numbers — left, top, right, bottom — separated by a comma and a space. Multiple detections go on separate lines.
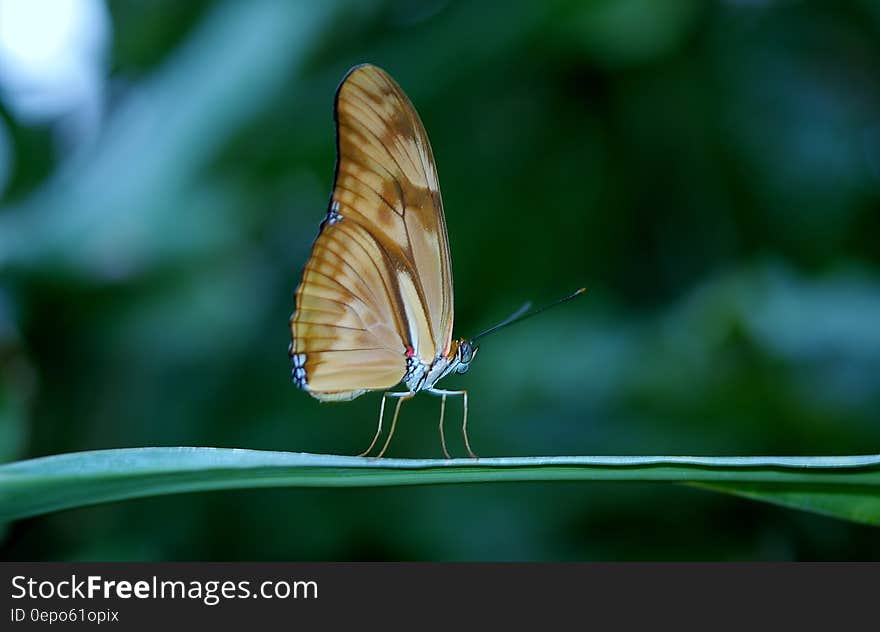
335, 180, 402, 218
331, 223, 406, 338
319, 232, 396, 312
296, 292, 362, 314
343, 88, 424, 180
308, 347, 387, 354
338, 153, 400, 198
300, 268, 376, 331
338, 121, 412, 187
293, 322, 367, 332
348, 76, 431, 182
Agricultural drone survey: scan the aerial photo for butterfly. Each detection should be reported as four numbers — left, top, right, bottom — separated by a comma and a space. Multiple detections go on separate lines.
289, 64, 583, 458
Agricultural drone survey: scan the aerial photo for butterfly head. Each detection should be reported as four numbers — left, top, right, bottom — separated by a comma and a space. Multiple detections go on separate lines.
453, 338, 478, 374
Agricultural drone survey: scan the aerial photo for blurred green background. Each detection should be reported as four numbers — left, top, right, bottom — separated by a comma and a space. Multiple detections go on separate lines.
2, 0, 880, 560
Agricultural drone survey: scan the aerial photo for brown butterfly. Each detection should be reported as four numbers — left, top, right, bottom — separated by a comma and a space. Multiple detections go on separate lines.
289, 64, 582, 458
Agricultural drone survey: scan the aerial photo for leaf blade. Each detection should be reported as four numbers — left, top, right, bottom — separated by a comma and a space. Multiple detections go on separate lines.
1, 448, 878, 525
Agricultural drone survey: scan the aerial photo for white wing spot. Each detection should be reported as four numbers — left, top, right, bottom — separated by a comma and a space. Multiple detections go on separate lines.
327, 199, 343, 225
291, 352, 308, 389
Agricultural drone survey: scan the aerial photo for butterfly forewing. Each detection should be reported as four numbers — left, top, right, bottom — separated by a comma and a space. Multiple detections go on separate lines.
333, 65, 454, 358
290, 64, 455, 401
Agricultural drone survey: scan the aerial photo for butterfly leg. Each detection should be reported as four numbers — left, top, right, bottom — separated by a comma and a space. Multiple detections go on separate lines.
460, 390, 477, 459
357, 392, 390, 457
438, 393, 451, 459
427, 389, 477, 459
374, 391, 415, 459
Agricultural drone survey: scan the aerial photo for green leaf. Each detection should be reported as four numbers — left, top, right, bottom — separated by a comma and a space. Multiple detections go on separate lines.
1, 448, 878, 526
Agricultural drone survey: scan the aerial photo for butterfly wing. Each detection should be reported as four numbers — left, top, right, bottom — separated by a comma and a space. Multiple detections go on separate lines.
290, 64, 454, 401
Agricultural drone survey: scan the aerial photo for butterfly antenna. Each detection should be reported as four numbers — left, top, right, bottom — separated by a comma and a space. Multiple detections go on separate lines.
471, 287, 586, 342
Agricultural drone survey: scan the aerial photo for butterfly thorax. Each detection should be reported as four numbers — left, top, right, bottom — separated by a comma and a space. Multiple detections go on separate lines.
402, 338, 477, 393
